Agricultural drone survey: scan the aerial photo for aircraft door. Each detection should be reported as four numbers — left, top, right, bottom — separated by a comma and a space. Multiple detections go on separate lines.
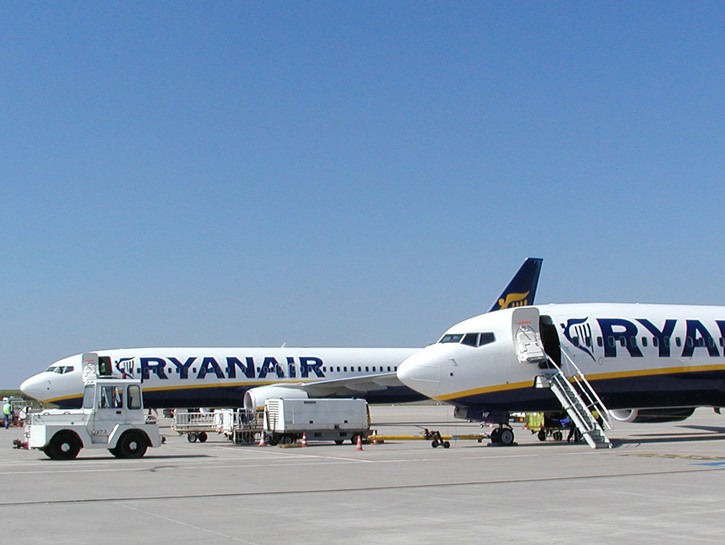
539, 315, 561, 369
511, 307, 547, 365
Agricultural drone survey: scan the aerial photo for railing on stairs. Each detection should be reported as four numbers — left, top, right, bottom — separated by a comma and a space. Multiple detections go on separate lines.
538, 351, 613, 449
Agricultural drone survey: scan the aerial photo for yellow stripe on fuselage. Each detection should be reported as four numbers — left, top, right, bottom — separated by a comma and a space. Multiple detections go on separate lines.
435, 363, 725, 402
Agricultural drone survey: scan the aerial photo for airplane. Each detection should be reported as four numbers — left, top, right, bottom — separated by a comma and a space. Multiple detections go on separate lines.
20, 258, 544, 410
397, 299, 725, 445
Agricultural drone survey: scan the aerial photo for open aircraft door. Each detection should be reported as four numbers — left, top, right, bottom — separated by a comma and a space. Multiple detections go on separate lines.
511, 307, 547, 365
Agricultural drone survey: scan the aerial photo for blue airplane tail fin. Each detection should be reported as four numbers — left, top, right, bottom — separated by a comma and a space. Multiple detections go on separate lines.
489, 258, 543, 312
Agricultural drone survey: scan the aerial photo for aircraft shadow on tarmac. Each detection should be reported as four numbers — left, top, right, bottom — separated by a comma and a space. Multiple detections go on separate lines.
615, 426, 725, 446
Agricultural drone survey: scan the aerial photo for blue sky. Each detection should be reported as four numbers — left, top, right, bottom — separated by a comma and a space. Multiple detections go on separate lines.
1, 2, 723, 388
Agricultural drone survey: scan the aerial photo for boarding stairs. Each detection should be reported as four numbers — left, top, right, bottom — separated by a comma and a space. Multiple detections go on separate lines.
536, 352, 613, 449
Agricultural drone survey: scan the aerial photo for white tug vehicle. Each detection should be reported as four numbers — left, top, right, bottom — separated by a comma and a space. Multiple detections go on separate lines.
23, 353, 163, 460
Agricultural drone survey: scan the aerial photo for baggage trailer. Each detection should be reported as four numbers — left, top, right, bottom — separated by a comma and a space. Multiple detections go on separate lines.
264, 398, 370, 445
172, 410, 222, 443
219, 408, 264, 444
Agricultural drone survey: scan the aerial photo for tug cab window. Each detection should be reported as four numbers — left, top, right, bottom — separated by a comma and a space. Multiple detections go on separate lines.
128, 385, 142, 410
99, 385, 124, 409
82, 384, 94, 409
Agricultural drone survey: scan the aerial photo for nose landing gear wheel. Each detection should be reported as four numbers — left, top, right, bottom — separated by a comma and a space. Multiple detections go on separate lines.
498, 428, 514, 446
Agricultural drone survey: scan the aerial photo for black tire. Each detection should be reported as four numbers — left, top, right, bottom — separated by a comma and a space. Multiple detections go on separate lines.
334, 440, 344, 445
490, 428, 501, 444
198, 432, 208, 443
187, 433, 198, 443
499, 428, 515, 446
537, 429, 547, 442
117, 431, 148, 458
431, 440, 439, 448
553, 431, 563, 441
443, 441, 450, 449
47, 431, 81, 460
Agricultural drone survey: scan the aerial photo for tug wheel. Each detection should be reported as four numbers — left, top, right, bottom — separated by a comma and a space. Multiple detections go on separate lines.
47, 431, 81, 460
117, 431, 148, 458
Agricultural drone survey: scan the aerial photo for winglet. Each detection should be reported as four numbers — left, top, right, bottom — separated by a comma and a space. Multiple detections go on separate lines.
489, 258, 543, 312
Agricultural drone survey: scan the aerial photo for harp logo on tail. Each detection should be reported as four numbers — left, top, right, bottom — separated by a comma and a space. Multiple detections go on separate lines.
498, 291, 530, 309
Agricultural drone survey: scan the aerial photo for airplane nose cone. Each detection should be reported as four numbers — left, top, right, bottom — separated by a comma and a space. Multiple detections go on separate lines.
397, 350, 441, 398
20, 375, 50, 401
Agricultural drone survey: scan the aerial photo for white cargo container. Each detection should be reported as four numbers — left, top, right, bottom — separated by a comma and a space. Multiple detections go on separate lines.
264, 398, 369, 445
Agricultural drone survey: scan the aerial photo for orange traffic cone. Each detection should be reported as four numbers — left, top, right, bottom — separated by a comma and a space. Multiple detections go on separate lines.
258, 432, 267, 447
356, 434, 363, 451
301, 432, 307, 447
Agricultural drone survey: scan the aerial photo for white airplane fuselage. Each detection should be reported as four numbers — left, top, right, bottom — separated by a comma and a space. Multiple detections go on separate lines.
21, 347, 423, 409
397, 303, 725, 417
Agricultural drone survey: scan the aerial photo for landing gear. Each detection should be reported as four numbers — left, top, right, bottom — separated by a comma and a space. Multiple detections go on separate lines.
490, 425, 515, 446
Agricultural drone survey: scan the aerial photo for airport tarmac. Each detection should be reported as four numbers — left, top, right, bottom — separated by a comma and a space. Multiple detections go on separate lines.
2, 404, 725, 544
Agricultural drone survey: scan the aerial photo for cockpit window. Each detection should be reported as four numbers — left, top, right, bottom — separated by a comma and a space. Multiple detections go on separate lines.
460, 333, 497, 347
439, 334, 463, 344
47, 366, 75, 374
461, 333, 479, 347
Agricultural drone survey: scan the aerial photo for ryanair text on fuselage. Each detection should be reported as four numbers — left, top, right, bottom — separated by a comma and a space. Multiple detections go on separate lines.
563, 316, 725, 361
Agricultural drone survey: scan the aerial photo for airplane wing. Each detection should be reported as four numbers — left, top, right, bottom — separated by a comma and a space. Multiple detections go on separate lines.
271, 373, 402, 397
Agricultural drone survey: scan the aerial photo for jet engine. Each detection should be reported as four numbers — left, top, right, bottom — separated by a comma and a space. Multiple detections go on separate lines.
609, 407, 696, 423
243, 386, 309, 411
